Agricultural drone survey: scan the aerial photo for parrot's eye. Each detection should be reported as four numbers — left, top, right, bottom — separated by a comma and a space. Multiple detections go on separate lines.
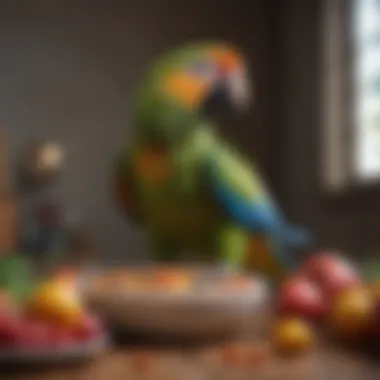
187, 61, 216, 80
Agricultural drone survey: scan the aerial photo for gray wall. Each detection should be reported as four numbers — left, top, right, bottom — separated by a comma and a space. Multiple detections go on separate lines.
0, 1, 278, 261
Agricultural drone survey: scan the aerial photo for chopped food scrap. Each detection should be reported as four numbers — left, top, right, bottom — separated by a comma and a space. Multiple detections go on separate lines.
220, 342, 270, 368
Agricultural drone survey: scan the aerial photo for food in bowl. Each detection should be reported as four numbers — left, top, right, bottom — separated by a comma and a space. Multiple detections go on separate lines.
222, 276, 256, 291
89, 271, 145, 295
88, 267, 194, 296
204, 275, 256, 294
148, 269, 193, 293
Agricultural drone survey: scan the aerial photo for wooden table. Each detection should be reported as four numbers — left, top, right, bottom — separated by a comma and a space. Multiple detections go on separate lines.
0, 273, 377, 380
0, 336, 377, 380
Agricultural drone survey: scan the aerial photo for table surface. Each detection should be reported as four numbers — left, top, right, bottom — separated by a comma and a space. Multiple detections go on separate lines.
0, 336, 377, 380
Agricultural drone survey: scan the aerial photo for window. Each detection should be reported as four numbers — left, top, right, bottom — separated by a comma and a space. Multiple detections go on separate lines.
353, 0, 380, 180
322, 0, 380, 191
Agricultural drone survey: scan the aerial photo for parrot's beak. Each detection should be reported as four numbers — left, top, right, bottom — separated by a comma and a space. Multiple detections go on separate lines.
201, 70, 251, 118
209, 48, 252, 112
225, 69, 252, 112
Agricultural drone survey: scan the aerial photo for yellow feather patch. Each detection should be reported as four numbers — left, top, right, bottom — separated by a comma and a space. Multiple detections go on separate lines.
162, 72, 207, 107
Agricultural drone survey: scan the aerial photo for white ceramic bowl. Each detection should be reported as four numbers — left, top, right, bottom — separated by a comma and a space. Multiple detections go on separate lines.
79, 265, 272, 338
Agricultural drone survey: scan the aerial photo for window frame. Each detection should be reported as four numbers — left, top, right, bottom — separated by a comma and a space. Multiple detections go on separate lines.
321, 0, 380, 203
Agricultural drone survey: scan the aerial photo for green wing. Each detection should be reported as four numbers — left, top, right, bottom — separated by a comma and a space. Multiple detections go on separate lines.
206, 145, 276, 230
206, 144, 311, 271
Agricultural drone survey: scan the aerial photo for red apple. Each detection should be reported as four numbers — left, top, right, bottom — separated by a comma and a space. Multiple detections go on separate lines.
0, 315, 24, 346
300, 252, 341, 280
319, 262, 359, 301
16, 320, 51, 348
300, 253, 360, 300
46, 327, 75, 348
277, 277, 326, 320
71, 314, 102, 342
20, 315, 76, 349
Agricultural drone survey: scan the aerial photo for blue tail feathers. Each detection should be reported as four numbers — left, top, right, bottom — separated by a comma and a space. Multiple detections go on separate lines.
266, 224, 312, 274
280, 225, 312, 249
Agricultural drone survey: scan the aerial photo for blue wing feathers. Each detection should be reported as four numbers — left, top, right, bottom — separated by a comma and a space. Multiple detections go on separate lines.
208, 159, 312, 257
211, 180, 278, 231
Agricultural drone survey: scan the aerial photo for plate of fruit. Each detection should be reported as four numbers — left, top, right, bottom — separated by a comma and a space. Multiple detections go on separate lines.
0, 274, 108, 363
80, 265, 270, 337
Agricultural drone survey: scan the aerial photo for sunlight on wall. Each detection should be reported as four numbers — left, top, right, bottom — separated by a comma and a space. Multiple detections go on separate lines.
353, 0, 380, 180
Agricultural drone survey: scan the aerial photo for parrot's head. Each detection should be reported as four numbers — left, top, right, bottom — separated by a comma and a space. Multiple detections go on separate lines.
134, 42, 251, 145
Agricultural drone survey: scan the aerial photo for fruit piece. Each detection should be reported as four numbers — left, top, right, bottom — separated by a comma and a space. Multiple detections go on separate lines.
52, 268, 77, 281
220, 344, 242, 366
98, 272, 143, 290
26, 281, 84, 328
277, 277, 326, 320
72, 314, 102, 342
130, 351, 154, 373
222, 276, 254, 292
272, 317, 315, 355
46, 326, 75, 348
220, 342, 270, 368
52, 269, 78, 291
15, 320, 51, 348
243, 344, 270, 368
302, 253, 360, 301
320, 262, 360, 301
0, 315, 24, 346
329, 287, 374, 342
300, 252, 341, 279
150, 270, 192, 292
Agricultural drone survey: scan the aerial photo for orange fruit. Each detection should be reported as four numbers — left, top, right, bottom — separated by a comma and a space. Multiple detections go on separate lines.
272, 317, 315, 355
329, 286, 374, 341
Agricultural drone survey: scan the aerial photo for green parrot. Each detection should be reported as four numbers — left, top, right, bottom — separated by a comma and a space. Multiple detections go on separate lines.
113, 41, 311, 280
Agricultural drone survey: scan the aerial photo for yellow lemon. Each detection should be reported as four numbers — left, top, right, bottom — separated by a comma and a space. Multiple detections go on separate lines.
27, 281, 84, 328
272, 317, 315, 356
